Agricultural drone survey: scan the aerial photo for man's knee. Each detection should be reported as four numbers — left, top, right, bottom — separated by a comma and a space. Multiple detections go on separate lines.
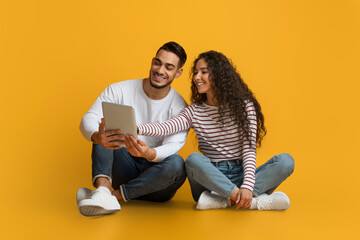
277, 153, 295, 177
144, 155, 186, 202
164, 154, 184, 168
161, 154, 186, 179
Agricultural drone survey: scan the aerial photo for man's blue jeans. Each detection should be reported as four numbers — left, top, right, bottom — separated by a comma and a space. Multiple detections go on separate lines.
185, 152, 295, 201
92, 144, 186, 202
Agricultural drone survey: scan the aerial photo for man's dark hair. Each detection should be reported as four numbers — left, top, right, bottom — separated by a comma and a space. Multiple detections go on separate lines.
156, 41, 187, 68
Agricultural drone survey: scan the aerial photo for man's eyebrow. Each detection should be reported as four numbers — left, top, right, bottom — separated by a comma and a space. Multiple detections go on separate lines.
154, 58, 175, 68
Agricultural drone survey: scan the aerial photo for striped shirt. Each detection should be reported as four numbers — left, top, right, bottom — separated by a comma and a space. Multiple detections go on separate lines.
137, 102, 257, 191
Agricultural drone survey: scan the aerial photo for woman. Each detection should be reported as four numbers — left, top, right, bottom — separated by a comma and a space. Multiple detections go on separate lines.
132, 51, 294, 210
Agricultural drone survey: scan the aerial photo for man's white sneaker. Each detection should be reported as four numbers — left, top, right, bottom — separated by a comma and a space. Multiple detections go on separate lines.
255, 191, 290, 210
76, 188, 93, 204
78, 188, 121, 216
196, 191, 231, 210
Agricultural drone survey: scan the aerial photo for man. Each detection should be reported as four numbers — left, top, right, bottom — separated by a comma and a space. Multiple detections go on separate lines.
77, 42, 188, 216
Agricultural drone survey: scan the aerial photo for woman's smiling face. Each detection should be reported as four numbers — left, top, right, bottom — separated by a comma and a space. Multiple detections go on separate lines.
193, 58, 212, 96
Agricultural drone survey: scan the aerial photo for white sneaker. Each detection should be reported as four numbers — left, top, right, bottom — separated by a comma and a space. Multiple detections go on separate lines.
196, 191, 231, 210
78, 188, 121, 216
76, 188, 93, 204
255, 191, 290, 210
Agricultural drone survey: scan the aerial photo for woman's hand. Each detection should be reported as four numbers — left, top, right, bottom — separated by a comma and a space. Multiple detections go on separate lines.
124, 135, 156, 161
235, 188, 253, 209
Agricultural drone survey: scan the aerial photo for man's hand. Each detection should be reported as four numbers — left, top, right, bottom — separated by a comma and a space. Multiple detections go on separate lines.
124, 135, 156, 161
235, 188, 253, 209
91, 118, 124, 150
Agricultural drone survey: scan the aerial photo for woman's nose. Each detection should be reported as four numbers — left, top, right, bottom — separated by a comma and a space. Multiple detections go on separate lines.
194, 72, 200, 80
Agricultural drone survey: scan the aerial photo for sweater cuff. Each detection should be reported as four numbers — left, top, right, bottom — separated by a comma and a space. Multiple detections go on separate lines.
149, 148, 161, 162
137, 124, 145, 135
240, 183, 254, 192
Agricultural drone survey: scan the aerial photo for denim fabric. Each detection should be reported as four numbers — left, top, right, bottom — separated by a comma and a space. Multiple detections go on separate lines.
92, 144, 186, 202
185, 152, 294, 202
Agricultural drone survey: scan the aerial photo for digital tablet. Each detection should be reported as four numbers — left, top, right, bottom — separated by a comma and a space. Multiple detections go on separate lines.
101, 102, 138, 141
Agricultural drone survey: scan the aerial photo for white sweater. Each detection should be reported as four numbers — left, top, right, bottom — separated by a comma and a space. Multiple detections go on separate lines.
80, 79, 188, 162
138, 102, 257, 191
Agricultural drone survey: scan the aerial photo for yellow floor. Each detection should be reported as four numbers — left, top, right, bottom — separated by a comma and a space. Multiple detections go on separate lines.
1, 158, 358, 240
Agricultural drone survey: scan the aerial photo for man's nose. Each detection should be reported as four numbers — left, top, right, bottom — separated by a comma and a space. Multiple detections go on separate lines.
157, 65, 165, 75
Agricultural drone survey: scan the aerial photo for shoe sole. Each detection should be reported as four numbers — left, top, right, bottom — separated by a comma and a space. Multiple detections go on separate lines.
79, 205, 120, 216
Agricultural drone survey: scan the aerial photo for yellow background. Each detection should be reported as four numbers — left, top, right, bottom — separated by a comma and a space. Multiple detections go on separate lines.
1, 0, 359, 239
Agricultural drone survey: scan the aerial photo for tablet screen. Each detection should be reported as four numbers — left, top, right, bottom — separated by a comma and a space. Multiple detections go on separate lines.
102, 102, 138, 142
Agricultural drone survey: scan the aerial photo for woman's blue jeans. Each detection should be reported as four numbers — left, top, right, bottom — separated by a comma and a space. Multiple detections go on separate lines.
185, 152, 295, 202
92, 144, 187, 202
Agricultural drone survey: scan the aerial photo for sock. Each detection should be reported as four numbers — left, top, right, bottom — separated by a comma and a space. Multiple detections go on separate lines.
250, 198, 258, 210
98, 186, 111, 195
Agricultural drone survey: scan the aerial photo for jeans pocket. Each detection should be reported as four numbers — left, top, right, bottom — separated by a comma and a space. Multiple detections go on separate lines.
231, 163, 243, 174
215, 163, 230, 175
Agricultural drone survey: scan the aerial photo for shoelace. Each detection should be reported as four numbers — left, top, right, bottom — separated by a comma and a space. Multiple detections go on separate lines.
257, 198, 272, 210
199, 193, 227, 208
92, 189, 110, 201
210, 192, 229, 203
213, 196, 226, 204
211, 195, 231, 208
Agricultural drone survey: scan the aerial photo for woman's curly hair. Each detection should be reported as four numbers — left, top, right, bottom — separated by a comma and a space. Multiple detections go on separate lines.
190, 50, 266, 147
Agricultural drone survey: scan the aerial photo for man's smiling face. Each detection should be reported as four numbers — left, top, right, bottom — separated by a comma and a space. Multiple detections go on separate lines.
149, 49, 182, 89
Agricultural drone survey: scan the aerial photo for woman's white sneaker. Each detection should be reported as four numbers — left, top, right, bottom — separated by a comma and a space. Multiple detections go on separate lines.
254, 191, 290, 210
196, 191, 231, 210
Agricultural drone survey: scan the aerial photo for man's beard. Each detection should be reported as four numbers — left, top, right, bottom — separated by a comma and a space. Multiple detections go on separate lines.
149, 77, 174, 89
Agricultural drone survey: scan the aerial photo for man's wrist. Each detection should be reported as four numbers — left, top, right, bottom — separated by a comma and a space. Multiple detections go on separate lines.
145, 148, 157, 162
91, 131, 98, 143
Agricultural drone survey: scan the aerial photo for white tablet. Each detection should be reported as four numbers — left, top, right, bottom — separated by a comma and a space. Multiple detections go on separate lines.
101, 102, 138, 140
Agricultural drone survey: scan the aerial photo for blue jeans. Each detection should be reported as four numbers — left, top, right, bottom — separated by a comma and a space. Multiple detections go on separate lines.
185, 152, 295, 201
92, 144, 187, 202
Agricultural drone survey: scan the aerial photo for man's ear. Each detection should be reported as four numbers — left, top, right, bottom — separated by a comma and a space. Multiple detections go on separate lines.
175, 68, 183, 78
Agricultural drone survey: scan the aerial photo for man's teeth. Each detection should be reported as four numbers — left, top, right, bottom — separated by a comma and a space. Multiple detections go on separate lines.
155, 74, 165, 80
